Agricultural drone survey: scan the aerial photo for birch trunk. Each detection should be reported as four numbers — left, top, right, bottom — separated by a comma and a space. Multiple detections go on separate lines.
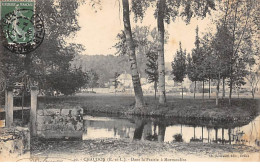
157, 0, 166, 105
122, 0, 144, 108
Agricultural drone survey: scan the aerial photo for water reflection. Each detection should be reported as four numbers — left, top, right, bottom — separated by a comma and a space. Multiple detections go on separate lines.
82, 115, 260, 147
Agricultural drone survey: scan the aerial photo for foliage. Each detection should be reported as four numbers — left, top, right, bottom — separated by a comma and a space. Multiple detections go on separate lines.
171, 42, 186, 83
0, 0, 85, 92
216, 0, 259, 103
46, 67, 88, 95
114, 72, 121, 89
72, 55, 129, 87
114, 26, 168, 78
132, 0, 216, 24
188, 27, 203, 83
173, 133, 183, 142
145, 50, 159, 85
86, 69, 99, 90
246, 67, 260, 99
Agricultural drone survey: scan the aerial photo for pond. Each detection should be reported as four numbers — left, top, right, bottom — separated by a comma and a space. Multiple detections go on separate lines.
82, 114, 260, 147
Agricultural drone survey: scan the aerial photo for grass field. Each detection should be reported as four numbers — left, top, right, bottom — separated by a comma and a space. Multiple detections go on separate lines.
38, 93, 260, 122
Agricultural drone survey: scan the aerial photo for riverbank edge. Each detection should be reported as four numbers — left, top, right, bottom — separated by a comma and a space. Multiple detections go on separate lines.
38, 96, 260, 123
83, 102, 260, 124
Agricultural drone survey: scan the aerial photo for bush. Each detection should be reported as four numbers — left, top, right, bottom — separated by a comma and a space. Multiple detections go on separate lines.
46, 68, 88, 95
173, 133, 183, 142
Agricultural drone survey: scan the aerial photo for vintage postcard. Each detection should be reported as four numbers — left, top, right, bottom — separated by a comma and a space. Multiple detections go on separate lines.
0, 0, 259, 163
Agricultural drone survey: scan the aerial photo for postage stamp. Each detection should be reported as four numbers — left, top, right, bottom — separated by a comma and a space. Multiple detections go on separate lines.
0, 0, 44, 54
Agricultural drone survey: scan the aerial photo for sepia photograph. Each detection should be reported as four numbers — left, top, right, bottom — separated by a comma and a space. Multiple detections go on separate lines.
0, 0, 259, 163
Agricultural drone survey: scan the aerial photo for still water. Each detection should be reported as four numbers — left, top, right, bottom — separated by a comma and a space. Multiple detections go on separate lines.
83, 114, 260, 147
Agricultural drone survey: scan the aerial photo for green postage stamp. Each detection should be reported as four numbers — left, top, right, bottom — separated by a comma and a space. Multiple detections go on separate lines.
0, 0, 44, 54
1, 0, 35, 44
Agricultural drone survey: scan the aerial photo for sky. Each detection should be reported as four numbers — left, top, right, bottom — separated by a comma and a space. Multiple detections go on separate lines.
68, 0, 218, 63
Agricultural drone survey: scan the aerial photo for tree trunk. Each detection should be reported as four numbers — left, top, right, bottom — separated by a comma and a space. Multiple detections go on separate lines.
252, 89, 255, 99
222, 128, 224, 144
222, 77, 225, 98
228, 128, 231, 144
202, 126, 204, 141
202, 80, 205, 100
194, 81, 196, 99
154, 81, 157, 100
182, 87, 183, 100
229, 2, 238, 106
193, 127, 196, 139
215, 128, 218, 143
158, 124, 166, 142
157, 0, 166, 105
216, 73, 221, 106
209, 77, 211, 99
229, 75, 232, 105
122, 0, 144, 108
133, 119, 145, 140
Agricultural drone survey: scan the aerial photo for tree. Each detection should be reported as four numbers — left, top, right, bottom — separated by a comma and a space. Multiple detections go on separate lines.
200, 32, 217, 99
171, 42, 186, 99
190, 26, 203, 99
212, 23, 233, 106
218, 0, 259, 105
114, 26, 168, 78
186, 53, 197, 99
246, 66, 260, 99
0, 0, 85, 96
156, 0, 167, 104
122, 0, 144, 108
131, 0, 216, 105
145, 50, 158, 99
87, 69, 99, 91
113, 72, 121, 95
233, 58, 247, 98
46, 67, 88, 95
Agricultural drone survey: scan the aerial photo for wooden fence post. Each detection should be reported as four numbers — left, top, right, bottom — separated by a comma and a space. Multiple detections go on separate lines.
5, 87, 13, 127
30, 86, 38, 136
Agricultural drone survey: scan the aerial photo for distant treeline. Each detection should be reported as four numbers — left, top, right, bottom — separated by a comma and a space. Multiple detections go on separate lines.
72, 54, 171, 87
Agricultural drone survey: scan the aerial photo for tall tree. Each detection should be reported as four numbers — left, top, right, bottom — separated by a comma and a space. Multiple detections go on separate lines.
171, 42, 186, 99
233, 58, 247, 98
187, 53, 197, 98
157, 0, 167, 104
132, 0, 216, 105
190, 26, 203, 99
200, 32, 216, 99
113, 72, 121, 95
246, 66, 260, 99
212, 24, 233, 106
114, 26, 167, 78
87, 69, 99, 92
145, 50, 158, 99
220, 0, 259, 105
122, 0, 144, 108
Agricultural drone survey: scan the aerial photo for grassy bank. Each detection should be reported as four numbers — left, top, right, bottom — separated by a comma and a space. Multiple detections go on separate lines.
38, 93, 260, 122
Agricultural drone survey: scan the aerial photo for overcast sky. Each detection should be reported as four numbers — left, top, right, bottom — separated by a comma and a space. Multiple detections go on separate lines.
68, 0, 218, 63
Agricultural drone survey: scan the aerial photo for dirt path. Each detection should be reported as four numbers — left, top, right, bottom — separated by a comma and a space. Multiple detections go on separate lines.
27, 138, 260, 162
